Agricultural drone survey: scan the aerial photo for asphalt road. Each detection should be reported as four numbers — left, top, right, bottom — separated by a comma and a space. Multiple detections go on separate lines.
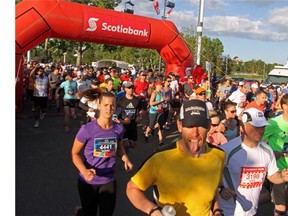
16, 101, 274, 216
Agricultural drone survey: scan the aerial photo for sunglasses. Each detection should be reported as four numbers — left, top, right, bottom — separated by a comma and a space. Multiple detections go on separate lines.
227, 110, 236, 113
197, 92, 206, 96
126, 86, 134, 89
211, 123, 220, 127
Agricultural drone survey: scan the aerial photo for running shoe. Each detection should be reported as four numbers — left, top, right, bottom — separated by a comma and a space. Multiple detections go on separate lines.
33, 120, 39, 128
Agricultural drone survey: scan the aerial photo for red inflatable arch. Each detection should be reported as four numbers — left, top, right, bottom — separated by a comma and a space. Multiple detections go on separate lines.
15, 0, 193, 112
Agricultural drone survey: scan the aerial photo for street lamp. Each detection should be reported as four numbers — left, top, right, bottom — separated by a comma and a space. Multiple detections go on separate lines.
124, 0, 135, 14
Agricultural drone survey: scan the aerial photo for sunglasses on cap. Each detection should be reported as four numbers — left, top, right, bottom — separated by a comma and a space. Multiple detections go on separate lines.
197, 92, 206, 96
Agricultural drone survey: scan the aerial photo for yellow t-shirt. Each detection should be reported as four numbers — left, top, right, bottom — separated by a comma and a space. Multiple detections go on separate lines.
131, 141, 225, 216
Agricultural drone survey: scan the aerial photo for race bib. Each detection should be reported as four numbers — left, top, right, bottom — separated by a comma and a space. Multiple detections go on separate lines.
239, 167, 266, 189
94, 137, 117, 158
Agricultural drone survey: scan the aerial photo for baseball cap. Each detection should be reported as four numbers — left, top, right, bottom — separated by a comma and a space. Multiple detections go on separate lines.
195, 87, 206, 95
238, 81, 244, 86
104, 75, 111, 80
140, 71, 148, 76
77, 71, 82, 76
251, 83, 258, 89
123, 81, 134, 88
91, 79, 100, 86
179, 99, 210, 129
241, 108, 269, 127
155, 81, 163, 86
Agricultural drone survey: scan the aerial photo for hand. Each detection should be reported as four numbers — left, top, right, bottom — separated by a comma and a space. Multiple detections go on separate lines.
274, 151, 284, 160
123, 117, 131, 124
281, 169, 288, 183
123, 160, 134, 172
82, 168, 96, 181
219, 187, 237, 200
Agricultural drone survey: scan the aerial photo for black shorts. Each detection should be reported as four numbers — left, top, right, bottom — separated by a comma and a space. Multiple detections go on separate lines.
33, 96, 48, 109
123, 122, 138, 141
63, 99, 78, 108
271, 182, 287, 205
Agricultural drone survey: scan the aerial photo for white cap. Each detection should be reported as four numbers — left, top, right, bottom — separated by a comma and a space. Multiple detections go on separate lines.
104, 75, 110, 80
242, 108, 269, 127
238, 81, 244, 86
77, 71, 82, 76
251, 83, 258, 89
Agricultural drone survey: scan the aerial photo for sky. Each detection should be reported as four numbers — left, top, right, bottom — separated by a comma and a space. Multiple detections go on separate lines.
116, 0, 288, 65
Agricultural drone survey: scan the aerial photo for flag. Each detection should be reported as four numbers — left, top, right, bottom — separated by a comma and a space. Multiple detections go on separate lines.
125, 1, 134, 6
192, 65, 206, 84
153, 1, 160, 15
166, 7, 173, 17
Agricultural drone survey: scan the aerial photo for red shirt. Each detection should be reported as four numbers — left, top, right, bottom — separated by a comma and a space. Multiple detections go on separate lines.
134, 79, 149, 95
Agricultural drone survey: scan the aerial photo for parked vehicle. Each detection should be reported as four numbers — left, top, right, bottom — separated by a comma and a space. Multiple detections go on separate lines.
261, 60, 288, 88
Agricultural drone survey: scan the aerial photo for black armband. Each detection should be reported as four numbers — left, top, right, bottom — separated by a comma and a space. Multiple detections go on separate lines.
148, 206, 162, 216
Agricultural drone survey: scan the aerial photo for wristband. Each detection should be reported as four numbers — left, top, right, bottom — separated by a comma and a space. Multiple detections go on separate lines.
213, 208, 224, 215
148, 206, 162, 216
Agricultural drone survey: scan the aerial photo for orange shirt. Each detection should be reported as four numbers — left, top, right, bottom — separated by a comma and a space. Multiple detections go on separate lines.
244, 100, 265, 112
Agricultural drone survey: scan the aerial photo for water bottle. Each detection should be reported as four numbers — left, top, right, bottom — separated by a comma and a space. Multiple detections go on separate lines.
161, 205, 176, 216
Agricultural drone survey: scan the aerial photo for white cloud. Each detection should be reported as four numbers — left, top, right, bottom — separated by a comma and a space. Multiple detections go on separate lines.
267, 6, 288, 32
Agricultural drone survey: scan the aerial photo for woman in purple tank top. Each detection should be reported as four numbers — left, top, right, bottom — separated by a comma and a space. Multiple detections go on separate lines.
71, 91, 134, 216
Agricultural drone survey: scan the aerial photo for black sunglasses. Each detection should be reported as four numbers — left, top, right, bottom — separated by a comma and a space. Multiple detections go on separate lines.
197, 92, 206, 96
211, 123, 220, 127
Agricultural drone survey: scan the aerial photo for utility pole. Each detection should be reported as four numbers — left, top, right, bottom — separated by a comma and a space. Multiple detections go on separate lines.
196, 0, 205, 66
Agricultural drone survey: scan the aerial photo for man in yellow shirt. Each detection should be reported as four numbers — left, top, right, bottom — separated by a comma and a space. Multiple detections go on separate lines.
126, 99, 226, 216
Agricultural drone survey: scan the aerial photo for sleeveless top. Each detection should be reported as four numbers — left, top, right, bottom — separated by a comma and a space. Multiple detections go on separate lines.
149, 91, 163, 114
222, 118, 239, 141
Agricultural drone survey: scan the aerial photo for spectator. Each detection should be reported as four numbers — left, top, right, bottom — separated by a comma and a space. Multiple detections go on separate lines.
244, 89, 268, 112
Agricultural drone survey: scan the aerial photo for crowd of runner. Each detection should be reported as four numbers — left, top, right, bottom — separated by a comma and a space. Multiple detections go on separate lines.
23, 61, 288, 216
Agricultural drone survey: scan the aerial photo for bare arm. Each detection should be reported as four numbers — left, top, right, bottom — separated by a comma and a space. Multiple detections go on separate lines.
126, 181, 162, 215
116, 141, 133, 172
71, 138, 96, 181
267, 169, 288, 184
149, 91, 164, 106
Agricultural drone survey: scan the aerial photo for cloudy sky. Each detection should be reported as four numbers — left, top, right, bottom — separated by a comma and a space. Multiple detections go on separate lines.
116, 0, 288, 65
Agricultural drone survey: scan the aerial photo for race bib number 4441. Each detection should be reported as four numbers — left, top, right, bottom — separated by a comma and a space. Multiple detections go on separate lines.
94, 137, 117, 158
239, 167, 266, 189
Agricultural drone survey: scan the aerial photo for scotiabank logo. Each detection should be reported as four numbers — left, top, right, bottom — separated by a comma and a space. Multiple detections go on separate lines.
86, 18, 99, 31
86, 17, 149, 38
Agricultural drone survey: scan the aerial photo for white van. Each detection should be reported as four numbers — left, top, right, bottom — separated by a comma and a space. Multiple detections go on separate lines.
262, 60, 288, 87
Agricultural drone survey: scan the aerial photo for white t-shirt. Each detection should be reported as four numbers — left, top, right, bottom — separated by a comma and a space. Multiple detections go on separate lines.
219, 136, 279, 216
77, 79, 92, 93
228, 89, 246, 116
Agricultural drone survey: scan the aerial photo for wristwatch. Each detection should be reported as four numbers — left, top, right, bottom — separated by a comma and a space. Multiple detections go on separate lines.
217, 185, 225, 194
